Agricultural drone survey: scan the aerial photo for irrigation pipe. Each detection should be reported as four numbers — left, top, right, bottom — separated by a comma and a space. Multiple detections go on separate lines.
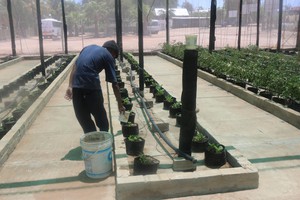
127, 65, 197, 163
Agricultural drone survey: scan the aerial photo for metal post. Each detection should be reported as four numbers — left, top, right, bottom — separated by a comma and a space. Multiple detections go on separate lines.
115, 0, 123, 62
238, 0, 243, 50
115, 0, 119, 54
166, 0, 170, 45
277, 0, 283, 51
115, 0, 123, 61
296, 11, 300, 50
179, 49, 198, 156
138, 0, 144, 94
256, 0, 260, 47
36, 0, 46, 76
61, 0, 68, 54
7, 0, 16, 56
209, 0, 216, 53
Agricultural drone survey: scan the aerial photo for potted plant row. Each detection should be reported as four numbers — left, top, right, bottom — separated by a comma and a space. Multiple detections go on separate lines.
161, 42, 300, 111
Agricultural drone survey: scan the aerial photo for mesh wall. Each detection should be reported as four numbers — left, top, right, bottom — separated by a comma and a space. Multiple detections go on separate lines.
0, 0, 299, 56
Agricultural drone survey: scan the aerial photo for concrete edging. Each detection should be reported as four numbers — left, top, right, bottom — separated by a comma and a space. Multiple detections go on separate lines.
115, 135, 258, 200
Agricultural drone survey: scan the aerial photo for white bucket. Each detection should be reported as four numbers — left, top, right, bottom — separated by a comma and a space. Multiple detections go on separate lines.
185, 35, 197, 49
80, 131, 113, 179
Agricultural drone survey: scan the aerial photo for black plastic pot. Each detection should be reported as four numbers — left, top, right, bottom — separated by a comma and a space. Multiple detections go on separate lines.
120, 88, 128, 98
0, 127, 7, 139
12, 108, 25, 120
176, 113, 182, 127
155, 94, 165, 103
205, 144, 227, 167
163, 100, 174, 110
128, 112, 135, 123
133, 155, 160, 175
145, 79, 152, 88
191, 137, 209, 153
121, 123, 139, 137
259, 90, 273, 100
169, 106, 181, 118
125, 137, 145, 156
124, 102, 133, 111
288, 100, 300, 112
120, 112, 135, 125
149, 85, 155, 93
247, 86, 259, 94
272, 96, 286, 106
2, 118, 16, 132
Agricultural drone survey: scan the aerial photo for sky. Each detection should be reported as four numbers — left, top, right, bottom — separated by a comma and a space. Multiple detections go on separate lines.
178, 0, 300, 9
178, 0, 223, 9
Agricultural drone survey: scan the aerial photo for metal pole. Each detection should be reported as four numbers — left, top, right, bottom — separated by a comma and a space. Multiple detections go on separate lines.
138, 0, 144, 94
238, 0, 243, 50
209, 0, 216, 53
256, 0, 260, 47
166, 0, 170, 45
61, 0, 68, 54
179, 49, 198, 156
115, 0, 123, 62
7, 0, 16, 56
296, 11, 300, 50
115, 0, 119, 52
118, 0, 123, 62
277, 0, 283, 51
36, 0, 46, 76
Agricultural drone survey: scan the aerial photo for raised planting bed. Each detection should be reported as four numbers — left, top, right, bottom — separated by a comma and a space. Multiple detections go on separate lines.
0, 54, 75, 140
161, 43, 300, 112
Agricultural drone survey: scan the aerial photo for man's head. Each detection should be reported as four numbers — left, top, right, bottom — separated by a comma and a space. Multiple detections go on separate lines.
103, 40, 119, 59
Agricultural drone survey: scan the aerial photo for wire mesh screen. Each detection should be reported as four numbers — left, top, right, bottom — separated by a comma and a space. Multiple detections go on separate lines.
0, 0, 11, 58
0, 0, 299, 57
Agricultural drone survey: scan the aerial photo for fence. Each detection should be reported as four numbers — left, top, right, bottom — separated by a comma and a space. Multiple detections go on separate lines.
0, 0, 299, 57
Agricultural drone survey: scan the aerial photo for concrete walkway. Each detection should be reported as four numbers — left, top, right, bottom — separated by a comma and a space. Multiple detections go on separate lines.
0, 54, 299, 200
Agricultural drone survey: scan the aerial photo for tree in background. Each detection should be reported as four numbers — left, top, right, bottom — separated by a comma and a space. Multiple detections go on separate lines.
182, 1, 193, 14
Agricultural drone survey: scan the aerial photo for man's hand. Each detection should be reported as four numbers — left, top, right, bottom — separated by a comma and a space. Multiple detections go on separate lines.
64, 87, 73, 100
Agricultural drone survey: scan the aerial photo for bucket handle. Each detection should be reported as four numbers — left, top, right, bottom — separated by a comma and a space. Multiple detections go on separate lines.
82, 146, 112, 161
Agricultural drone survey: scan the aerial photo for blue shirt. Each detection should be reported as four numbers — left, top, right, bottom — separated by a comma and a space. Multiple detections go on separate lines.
72, 45, 117, 89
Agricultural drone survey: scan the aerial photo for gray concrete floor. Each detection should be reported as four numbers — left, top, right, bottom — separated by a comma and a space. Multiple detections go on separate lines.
0, 55, 300, 199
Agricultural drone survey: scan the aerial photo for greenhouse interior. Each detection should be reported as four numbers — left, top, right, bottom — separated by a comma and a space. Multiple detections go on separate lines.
0, 0, 299, 200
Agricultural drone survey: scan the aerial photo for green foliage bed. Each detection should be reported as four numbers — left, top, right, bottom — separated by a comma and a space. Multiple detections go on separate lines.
161, 42, 300, 102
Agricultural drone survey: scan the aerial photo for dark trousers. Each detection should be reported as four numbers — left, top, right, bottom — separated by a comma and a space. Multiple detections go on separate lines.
72, 88, 109, 133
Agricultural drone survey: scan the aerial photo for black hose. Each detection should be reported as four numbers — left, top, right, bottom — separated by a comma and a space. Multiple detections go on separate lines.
128, 68, 197, 163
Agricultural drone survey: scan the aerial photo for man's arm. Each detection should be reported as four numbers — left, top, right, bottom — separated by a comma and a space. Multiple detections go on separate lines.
64, 63, 76, 100
112, 82, 125, 113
